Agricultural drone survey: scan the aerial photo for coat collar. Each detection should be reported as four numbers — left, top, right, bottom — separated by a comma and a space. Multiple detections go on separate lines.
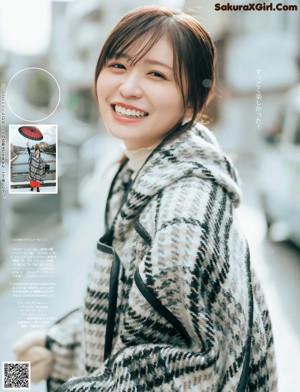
108, 122, 241, 241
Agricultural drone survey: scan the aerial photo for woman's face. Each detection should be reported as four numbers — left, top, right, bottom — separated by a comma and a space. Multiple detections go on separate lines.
96, 36, 186, 150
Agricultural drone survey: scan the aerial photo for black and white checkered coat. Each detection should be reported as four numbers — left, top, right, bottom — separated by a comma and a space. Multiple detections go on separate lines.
28, 150, 46, 182
46, 123, 277, 392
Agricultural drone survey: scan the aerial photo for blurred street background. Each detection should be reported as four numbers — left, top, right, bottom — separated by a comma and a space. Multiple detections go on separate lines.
0, 1, 299, 391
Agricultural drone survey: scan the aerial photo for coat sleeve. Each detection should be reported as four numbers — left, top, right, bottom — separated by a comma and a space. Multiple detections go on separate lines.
54, 178, 253, 392
45, 308, 84, 392
40, 157, 46, 181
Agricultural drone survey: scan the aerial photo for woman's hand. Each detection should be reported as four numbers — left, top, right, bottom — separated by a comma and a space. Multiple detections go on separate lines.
26, 141, 29, 147
12, 331, 54, 383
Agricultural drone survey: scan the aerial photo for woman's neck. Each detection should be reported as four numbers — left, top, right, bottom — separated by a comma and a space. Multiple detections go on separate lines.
125, 144, 157, 179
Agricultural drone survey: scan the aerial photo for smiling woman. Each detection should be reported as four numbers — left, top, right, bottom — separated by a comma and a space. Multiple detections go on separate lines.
97, 36, 187, 150
94, 7, 216, 141
13, 6, 277, 392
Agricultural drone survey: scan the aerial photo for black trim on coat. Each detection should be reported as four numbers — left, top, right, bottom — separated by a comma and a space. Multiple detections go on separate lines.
237, 246, 254, 392
97, 232, 122, 361
134, 219, 152, 245
134, 268, 192, 347
97, 231, 114, 252
104, 250, 121, 361
104, 158, 129, 232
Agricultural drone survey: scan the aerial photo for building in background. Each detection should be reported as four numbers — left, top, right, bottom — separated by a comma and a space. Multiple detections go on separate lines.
186, 0, 300, 155
220, 1, 299, 154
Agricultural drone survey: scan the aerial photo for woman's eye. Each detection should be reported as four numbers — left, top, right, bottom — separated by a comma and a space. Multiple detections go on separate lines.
148, 71, 166, 79
109, 63, 126, 69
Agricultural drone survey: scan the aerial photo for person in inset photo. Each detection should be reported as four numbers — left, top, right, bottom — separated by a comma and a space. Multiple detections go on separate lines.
26, 140, 46, 192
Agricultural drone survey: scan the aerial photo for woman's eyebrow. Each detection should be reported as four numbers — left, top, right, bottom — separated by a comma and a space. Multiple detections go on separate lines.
111, 53, 173, 71
112, 53, 130, 59
143, 59, 173, 70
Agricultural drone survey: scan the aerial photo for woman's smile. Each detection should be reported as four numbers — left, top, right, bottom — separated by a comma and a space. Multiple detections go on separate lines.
111, 102, 149, 121
97, 36, 186, 150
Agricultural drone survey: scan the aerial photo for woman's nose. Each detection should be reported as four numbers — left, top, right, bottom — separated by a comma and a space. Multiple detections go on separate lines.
119, 73, 143, 98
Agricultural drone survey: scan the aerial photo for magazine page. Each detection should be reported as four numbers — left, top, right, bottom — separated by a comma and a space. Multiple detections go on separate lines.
0, 1, 299, 391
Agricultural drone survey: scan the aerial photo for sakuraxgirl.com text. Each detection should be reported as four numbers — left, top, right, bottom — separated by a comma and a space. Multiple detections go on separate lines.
215, 2, 298, 11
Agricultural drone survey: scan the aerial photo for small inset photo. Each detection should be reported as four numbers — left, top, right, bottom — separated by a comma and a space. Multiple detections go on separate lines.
9, 124, 57, 194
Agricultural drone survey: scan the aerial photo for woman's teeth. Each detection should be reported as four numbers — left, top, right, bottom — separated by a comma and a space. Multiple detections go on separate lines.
114, 105, 147, 118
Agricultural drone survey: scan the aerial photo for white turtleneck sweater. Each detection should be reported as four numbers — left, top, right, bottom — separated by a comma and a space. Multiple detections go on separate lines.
124, 144, 157, 179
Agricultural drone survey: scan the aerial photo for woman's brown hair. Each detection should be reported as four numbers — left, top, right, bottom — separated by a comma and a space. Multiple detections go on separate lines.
94, 6, 216, 132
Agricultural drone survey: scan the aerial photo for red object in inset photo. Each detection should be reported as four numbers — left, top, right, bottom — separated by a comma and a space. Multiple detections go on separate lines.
18, 125, 43, 141
30, 179, 41, 188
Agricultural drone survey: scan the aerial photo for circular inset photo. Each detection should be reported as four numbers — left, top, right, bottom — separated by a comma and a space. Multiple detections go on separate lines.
6, 67, 60, 122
